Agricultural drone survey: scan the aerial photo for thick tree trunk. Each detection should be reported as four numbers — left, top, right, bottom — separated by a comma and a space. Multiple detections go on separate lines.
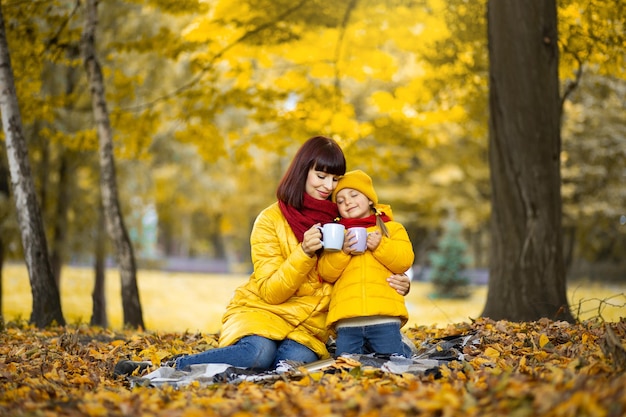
82, 0, 144, 328
482, 1, 573, 322
0, 236, 3, 320
0, 5, 65, 327
91, 200, 108, 327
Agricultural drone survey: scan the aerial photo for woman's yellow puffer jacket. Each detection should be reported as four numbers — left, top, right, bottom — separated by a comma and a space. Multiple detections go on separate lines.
317, 207, 414, 330
218, 202, 333, 359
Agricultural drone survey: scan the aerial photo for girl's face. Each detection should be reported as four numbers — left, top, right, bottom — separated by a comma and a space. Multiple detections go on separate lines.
305, 168, 340, 200
335, 188, 372, 219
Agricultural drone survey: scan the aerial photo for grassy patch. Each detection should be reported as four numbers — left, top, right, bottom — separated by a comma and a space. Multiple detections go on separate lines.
2, 263, 624, 332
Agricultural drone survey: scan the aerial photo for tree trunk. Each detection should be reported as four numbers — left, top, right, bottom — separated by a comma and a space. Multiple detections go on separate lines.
210, 213, 226, 259
482, 1, 573, 322
91, 200, 108, 327
562, 225, 576, 276
0, 157, 8, 319
50, 152, 71, 288
37, 130, 49, 215
0, 234, 3, 321
50, 44, 81, 289
0, 5, 65, 327
81, 0, 144, 328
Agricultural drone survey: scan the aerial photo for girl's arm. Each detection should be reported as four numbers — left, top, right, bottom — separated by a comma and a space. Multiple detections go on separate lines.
317, 250, 351, 283
370, 222, 415, 274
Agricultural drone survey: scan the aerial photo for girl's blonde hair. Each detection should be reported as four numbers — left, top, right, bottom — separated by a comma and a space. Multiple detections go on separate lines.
372, 205, 390, 238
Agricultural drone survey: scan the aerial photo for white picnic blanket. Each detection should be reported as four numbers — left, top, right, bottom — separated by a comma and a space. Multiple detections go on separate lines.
129, 356, 441, 388
127, 333, 478, 389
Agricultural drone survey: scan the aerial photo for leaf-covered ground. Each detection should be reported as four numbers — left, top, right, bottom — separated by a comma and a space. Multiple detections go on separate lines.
1, 317, 624, 417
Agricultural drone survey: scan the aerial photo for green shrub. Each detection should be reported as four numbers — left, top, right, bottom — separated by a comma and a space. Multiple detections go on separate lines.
429, 219, 472, 298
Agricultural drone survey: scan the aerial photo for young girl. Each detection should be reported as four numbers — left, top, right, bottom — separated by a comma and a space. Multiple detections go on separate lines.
318, 170, 415, 357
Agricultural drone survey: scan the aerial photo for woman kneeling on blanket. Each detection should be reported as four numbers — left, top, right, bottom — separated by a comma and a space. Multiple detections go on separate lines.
116, 136, 410, 374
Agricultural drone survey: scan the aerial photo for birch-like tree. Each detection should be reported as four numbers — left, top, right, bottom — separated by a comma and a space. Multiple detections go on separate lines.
0, 4, 65, 328
81, 0, 144, 328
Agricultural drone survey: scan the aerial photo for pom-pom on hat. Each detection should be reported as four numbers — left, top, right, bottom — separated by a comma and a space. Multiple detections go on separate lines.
332, 170, 378, 204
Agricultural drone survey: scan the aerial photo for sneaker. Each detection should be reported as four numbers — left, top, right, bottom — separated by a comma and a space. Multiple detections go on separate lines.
401, 333, 418, 356
160, 353, 185, 368
113, 360, 152, 377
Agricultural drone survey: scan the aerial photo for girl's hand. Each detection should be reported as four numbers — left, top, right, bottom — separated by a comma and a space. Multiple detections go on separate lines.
387, 273, 411, 296
302, 223, 323, 257
342, 229, 358, 255
366, 230, 382, 251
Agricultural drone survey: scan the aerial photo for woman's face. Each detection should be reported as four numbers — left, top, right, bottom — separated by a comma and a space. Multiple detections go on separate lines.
305, 168, 340, 200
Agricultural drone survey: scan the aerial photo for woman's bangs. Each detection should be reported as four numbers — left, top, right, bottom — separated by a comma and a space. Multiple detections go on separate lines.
314, 150, 346, 176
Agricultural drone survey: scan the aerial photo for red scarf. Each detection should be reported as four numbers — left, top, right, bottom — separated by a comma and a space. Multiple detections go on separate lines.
338, 212, 391, 229
279, 193, 339, 242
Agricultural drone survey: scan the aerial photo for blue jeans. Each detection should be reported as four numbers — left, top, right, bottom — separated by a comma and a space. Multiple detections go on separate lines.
335, 322, 412, 357
175, 335, 319, 371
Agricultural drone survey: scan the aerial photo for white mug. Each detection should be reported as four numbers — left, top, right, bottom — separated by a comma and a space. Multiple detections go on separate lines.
347, 227, 368, 254
316, 223, 345, 252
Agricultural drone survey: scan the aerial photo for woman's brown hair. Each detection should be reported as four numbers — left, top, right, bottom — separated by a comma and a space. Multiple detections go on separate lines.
276, 136, 346, 209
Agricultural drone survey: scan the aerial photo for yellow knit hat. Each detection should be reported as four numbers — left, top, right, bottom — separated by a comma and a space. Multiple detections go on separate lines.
332, 170, 378, 204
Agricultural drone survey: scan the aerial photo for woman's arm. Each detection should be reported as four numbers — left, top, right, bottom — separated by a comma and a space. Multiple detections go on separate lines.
251, 208, 317, 304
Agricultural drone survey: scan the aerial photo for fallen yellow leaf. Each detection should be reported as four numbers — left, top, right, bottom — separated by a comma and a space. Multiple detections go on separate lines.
484, 346, 500, 359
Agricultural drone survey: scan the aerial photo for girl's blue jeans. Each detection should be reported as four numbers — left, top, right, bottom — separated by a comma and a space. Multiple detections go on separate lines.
174, 335, 319, 371
335, 322, 413, 357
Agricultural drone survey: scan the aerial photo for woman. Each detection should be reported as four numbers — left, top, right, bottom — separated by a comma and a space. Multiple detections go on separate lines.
117, 136, 411, 374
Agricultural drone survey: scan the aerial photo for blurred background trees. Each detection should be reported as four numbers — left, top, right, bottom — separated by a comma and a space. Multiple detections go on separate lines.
0, 0, 623, 303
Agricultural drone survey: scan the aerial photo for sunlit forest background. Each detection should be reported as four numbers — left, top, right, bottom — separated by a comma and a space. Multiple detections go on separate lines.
0, 0, 624, 329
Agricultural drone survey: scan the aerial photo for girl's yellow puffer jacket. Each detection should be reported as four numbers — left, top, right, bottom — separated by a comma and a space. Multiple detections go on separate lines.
218, 202, 333, 359
317, 207, 414, 330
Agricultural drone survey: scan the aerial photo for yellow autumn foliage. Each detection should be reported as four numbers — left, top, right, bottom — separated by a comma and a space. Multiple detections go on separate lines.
1, 317, 624, 416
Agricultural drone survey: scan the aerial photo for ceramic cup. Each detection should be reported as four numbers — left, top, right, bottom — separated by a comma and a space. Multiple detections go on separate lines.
348, 227, 368, 254
316, 223, 345, 252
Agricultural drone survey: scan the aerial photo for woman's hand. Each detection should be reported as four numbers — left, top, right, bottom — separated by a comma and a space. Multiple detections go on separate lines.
302, 223, 323, 257
387, 273, 411, 296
